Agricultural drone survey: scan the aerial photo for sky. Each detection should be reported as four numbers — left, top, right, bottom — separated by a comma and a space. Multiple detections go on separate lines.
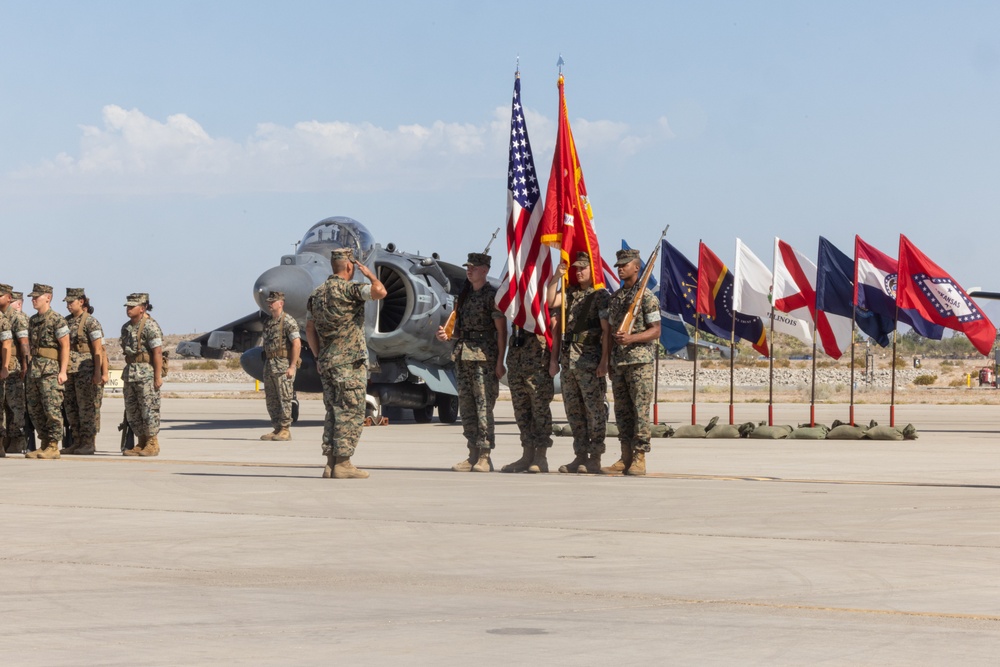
3, 1, 1000, 334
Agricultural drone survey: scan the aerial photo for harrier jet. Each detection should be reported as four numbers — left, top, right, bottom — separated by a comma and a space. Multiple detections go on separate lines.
177, 216, 465, 423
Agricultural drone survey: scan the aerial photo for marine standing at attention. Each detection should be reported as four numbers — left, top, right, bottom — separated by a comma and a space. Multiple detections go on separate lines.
306, 248, 386, 479
120, 293, 164, 457
259, 290, 301, 442
0, 308, 9, 458
0, 286, 30, 454
603, 248, 661, 476
62, 288, 108, 455
547, 252, 612, 474
25, 284, 70, 460
499, 315, 554, 474
436, 252, 507, 473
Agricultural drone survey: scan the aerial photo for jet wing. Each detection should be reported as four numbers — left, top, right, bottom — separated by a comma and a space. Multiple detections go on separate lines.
176, 311, 268, 359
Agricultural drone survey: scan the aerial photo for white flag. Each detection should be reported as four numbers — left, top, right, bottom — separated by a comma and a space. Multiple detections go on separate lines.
734, 239, 809, 347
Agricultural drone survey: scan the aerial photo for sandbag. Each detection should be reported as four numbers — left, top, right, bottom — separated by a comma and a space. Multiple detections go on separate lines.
788, 425, 829, 440
902, 424, 918, 440
606, 423, 619, 437
672, 424, 708, 438
705, 424, 741, 439
864, 425, 905, 441
750, 424, 793, 439
650, 424, 674, 438
827, 424, 866, 440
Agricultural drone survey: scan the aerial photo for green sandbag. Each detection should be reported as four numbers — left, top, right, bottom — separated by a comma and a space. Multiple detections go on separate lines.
672, 424, 708, 438
902, 424, 918, 440
649, 424, 674, 438
827, 424, 866, 440
864, 425, 904, 441
750, 425, 793, 439
606, 423, 619, 437
788, 425, 829, 440
705, 424, 741, 439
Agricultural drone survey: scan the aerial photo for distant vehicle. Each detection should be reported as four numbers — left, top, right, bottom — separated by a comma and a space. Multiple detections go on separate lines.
177, 216, 464, 424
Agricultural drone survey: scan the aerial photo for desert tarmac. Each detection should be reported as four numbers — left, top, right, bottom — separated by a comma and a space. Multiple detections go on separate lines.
2, 397, 1000, 666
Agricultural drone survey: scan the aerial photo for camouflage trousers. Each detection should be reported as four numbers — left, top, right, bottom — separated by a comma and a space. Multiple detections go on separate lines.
124, 375, 160, 438
319, 360, 366, 458
64, 367, 104, 438
1, 375, 25, 438
264, 363, 294, 429
456, 359, 498, 451
26, 371, 64, 444
610, 362, 654, 452
561, 358, 608, 455
507, 340, 554, 449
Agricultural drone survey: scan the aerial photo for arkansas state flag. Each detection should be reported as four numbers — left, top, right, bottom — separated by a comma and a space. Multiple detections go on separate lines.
854, 236, 943, 343
697, 242, 768, 356
539, 75, 605, 289
496, 73, 552, 339
897, 235, 997, 356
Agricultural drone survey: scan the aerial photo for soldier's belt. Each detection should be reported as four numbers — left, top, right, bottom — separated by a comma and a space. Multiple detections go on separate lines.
125, 353, 150, 364
32, 347, 59, 360
262, 349, 288, 359
457, 330, 495, 341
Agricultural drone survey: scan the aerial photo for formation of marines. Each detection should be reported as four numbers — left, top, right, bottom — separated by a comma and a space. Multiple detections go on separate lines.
2, 245, 661, 479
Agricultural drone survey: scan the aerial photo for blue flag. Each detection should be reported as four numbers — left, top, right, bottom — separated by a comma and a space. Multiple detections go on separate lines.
817, 236, 891, 347
621, 238, 686, 353
660, 239, 730, 341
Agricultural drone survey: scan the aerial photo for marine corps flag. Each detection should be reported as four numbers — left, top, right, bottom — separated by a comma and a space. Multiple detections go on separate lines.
539, 75, 605, 289
897, 235, 996, 356
496, 72, 552, 339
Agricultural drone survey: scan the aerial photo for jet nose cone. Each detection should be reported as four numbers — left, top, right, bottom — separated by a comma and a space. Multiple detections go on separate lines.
253, 265, 315, 320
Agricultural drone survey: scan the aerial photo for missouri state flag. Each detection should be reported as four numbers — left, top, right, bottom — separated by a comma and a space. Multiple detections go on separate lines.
897, 235, 996, 356
696, 242, 769, 355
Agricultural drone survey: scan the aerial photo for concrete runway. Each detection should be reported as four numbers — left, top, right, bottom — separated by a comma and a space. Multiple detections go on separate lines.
3, 397, 1000, 666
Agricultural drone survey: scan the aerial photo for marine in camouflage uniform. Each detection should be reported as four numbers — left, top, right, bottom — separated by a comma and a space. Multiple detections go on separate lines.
0, 309, 9, 458
120, 293, 164, 457
437, 252, 507, 473
0, 286, 30, 454
25, 284, 70, 460
499, 326, 554, 473
603, 248, 661, 476
62, 288, 107, 455
549, 252, 612, 474
306, 247, 386, 479
260, 291, 301, 442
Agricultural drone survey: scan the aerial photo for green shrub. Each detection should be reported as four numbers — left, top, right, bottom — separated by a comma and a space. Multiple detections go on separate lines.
913, 374, 937, 386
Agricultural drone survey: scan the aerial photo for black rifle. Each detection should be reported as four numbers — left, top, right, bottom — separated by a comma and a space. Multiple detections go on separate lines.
118, 410, 135, 452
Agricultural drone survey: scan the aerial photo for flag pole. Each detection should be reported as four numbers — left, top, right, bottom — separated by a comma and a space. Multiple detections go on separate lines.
810, 337, 817, 427
729, 319, 736, 425
692, 314, 700, 425
653, 345, 660, 424
890, 300, 899, 427
768, 310, 775, 426
849, 306, 857, 426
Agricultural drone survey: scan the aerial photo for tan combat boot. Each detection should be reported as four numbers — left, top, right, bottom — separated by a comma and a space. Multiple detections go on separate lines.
471, 450, 493, 473
123, 436, 147, 457
272, 427, 291, 442
29, 442, 61, 460
582, 452, 602, 474
501, 446, 534, 473
138, 436, 160, 457
332, 456, 370, 479
74, 436, 96, 455
600, 444, 633, 474
322, 453, 336, 478
558, 452, 587, 473
527, 447, 548, 473
452, 447, 477, 472
259, 428, 279, 441
625, 450, 646, 476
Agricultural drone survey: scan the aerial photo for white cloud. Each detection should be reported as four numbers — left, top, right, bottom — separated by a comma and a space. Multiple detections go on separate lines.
5, 104, 670, 195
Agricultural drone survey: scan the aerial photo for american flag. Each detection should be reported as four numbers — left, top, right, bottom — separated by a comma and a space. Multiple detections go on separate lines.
496, 73, 553, 340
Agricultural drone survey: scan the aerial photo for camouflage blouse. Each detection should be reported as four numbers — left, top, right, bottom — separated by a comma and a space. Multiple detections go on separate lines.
558, 285, 610, 367
66, 312, 104, 374
3, 309, 29, 373
453, 282, 504, 363
262, 311, 300, 375
28, 309, 70, 377
607, 284, 660, 366
120, 315, 163, 383
0, 312, 10, 367
307, 275, 371, 371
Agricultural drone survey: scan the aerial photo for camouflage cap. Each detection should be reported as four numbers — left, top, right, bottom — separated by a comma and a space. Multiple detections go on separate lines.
332, 248, 356, 261
0, 283, 13, 297
124, 292, 149, 307
614, 248, 641, 267
463, 252, 491, 268
27, 283, 53, 297
64, 287, 86, 302
11, 291, 23, 301
266, 290, 285, 303
571, 251, 591, 268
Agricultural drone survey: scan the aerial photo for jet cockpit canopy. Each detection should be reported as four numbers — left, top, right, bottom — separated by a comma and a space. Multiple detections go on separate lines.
298, 216, 375, 262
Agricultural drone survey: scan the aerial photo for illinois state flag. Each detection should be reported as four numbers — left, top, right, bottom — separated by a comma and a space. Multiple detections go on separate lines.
897, 235, 996, 356
733, 239, 802, 347
539, 75, 605, 289
496, 73, 552, 339
696, 242, 768, 356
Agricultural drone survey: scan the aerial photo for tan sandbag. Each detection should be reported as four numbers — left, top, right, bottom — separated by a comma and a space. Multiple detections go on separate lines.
750, 425, 793, 439
864, 425, 904, 441
650, 424, 674, 438
705, 424, 741, 439
788, 425, 829, 440
672, 424, 708, 438
827, 424, 866, 440
606, 423, 619, 437
902, 424, 918, 440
